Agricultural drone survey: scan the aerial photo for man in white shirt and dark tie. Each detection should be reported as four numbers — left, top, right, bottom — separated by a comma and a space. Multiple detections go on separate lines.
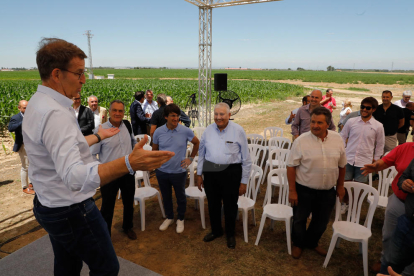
23, 38, 174, 276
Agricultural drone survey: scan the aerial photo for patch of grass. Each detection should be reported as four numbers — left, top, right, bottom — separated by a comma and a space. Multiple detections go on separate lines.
346, 87, 371, 92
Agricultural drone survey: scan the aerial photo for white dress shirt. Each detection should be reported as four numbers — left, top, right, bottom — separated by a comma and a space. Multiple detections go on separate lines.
90, 120, 136, 163
92, 108, 101, 128
285, 107, 299, 125
74, 105, 80, 119
340, 116, 385, 167
394, 99, 412, 108
197, 121, 252, 184
287, 130, 347, 190
142, 99, 158, 115
22, 85, 101, 208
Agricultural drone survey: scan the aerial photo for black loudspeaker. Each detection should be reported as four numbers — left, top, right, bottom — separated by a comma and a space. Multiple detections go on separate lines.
214, 73, 227, 91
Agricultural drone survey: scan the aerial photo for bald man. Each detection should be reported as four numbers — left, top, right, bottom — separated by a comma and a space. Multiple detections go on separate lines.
291, 90, 336, 139
8, 100, 33, 194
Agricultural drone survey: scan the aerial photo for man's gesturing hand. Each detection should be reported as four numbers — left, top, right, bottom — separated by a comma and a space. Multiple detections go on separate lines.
97, 125, 120, 140
197, 175, 204, 192
129, 135, 174, 171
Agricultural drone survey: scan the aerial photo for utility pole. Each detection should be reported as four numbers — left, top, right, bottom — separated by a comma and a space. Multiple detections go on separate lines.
84, 30, 94, 79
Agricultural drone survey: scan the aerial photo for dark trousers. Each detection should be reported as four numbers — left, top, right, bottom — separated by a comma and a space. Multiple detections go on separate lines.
292, 183, 336, 248
203, 161, 242, 238
33, 196, 119, 276
155, 170, 187, 220
381, 215, 414, 274
100, 173, 135, 236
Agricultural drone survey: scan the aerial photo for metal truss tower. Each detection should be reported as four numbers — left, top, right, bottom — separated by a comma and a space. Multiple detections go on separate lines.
84, 30, 94, 79
185, 0, 281, 126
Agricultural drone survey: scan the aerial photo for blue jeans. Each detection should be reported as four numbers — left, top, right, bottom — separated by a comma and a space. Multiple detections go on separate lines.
344, 163, 368, 183
155, 170, 187, 220
381, 215, 414, 274
33, 196, 119, 276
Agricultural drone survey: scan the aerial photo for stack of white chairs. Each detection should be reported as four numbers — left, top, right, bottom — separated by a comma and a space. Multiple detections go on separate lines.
261, 137, 291, 185
248, 144, 266, 167
185, 156, 206, 229
237, 164, 263, 243
323, 182, 379, 276
247, 134, 265, 146
255, 168, 293, 254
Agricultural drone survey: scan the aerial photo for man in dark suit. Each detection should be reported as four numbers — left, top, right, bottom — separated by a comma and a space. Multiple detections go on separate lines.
8, 100, 34, 195
130, 91, 150, 135
73, 93, 94, 136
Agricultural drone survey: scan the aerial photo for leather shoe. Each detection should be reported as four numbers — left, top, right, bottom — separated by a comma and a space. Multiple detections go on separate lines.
371, 260, 382, 273
313, 246, 327, 257
203, 232, 223, 242
23, 188, 35, 195
227, 236, 236, 249
292, 246, 302, 259
124, 229, 137, 240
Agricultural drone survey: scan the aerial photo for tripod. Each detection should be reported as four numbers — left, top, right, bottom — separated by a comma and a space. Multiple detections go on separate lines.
185, 93, 198, 128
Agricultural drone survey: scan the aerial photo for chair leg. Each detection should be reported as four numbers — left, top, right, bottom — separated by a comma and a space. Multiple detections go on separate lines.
199, 198, 206, 229
242, 209, 248, 243
255, 214, 267, 245
157, 193, 166, 218
139, 200, 145, 231
270, 219, 275, 230
335, 237, 341, 248
323, 233, 339, 268
362, 240, 368, 276
263, 189, 269, 207
262, 163, 269, 185
285, 218, 292, 255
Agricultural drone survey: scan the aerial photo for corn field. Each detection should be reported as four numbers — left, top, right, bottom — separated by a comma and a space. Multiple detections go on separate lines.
0, 79, 304, 130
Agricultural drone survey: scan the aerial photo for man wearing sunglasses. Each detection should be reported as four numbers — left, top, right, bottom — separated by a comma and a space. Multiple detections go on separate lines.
373, 90, 405, 154
340, 97, 384, 184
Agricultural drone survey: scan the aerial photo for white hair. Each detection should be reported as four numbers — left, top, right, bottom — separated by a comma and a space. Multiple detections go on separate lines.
214, 102, 230, 113
88, 95, 98, 102
403, 90, 412, 96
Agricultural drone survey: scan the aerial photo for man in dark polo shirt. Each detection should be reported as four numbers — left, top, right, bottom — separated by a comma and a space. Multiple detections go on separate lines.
373, 90, 405, 153
150, 93, 167, 139
397, 102, 414, 145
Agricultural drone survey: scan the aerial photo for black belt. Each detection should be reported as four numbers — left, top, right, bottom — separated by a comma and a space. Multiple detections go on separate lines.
203, 160, 242, 172
34, 195, 94, 209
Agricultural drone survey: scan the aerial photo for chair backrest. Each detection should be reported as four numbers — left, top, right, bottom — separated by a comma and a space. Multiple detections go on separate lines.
247, 134, 265, 146
188, 156, 199, 187
268, 137, 292, 152
266, 168, 289, 206
264, 127, 283, 144
368, 166, 395, 198
135, 134, 151, 145
243, 164, 263, 202
248, 144, 266, 166
334, 182, 379, 230
268, 148, 290, 169
193, 127, 206, 139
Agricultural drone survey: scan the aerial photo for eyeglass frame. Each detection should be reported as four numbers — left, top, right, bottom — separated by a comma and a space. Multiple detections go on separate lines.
59, 68, 85, 80
360, 105, 373, 111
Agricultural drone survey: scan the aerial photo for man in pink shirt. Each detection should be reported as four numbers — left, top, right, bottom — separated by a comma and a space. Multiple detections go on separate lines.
320, 89, 337, 113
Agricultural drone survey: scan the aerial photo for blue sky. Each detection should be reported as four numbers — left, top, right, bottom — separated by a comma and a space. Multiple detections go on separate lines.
0, 0, 413, 70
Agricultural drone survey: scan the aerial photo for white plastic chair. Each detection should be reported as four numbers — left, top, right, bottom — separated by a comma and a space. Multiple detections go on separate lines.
264, 127, 283, 144
185, 156, 206, 229
262, 148, 290, 186
323, 182, 379, 276
247, 134, 265, 146
367, 166, 396, 209
192, 127, 206, 139
255, 168, 293, 254
248, 144, 266, 167
134, 134, 151, 145
237, 165, 263, 243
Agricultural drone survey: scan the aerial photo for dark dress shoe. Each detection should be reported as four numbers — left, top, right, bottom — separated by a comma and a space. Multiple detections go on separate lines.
203, 232, 223, 242
227, 236, 236, 249
124, 229, 137, 240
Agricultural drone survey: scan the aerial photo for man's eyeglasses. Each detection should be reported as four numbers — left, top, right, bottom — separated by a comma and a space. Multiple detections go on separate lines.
59, 69, 85, 80
74, 98, 81, 101
360, 105, 372, 110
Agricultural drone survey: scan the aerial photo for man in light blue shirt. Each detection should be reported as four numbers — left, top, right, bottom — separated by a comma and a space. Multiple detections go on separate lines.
152, 104, 200, 233
90, 100, 138, 240
23, 38, 174, 276
197, 103, 252, 249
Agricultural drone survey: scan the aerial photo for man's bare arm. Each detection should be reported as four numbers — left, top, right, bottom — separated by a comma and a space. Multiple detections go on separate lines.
287, 166, 298, 206
85, 125, 120, 147
398, 118, 405, 129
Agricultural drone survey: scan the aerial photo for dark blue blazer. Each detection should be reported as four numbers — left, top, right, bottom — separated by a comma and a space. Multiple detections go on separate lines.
8, 112, 24, 152
130, 101, 150, 135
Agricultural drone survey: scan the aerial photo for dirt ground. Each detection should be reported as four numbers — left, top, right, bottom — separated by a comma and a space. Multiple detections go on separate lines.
0, 82, 412, 275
